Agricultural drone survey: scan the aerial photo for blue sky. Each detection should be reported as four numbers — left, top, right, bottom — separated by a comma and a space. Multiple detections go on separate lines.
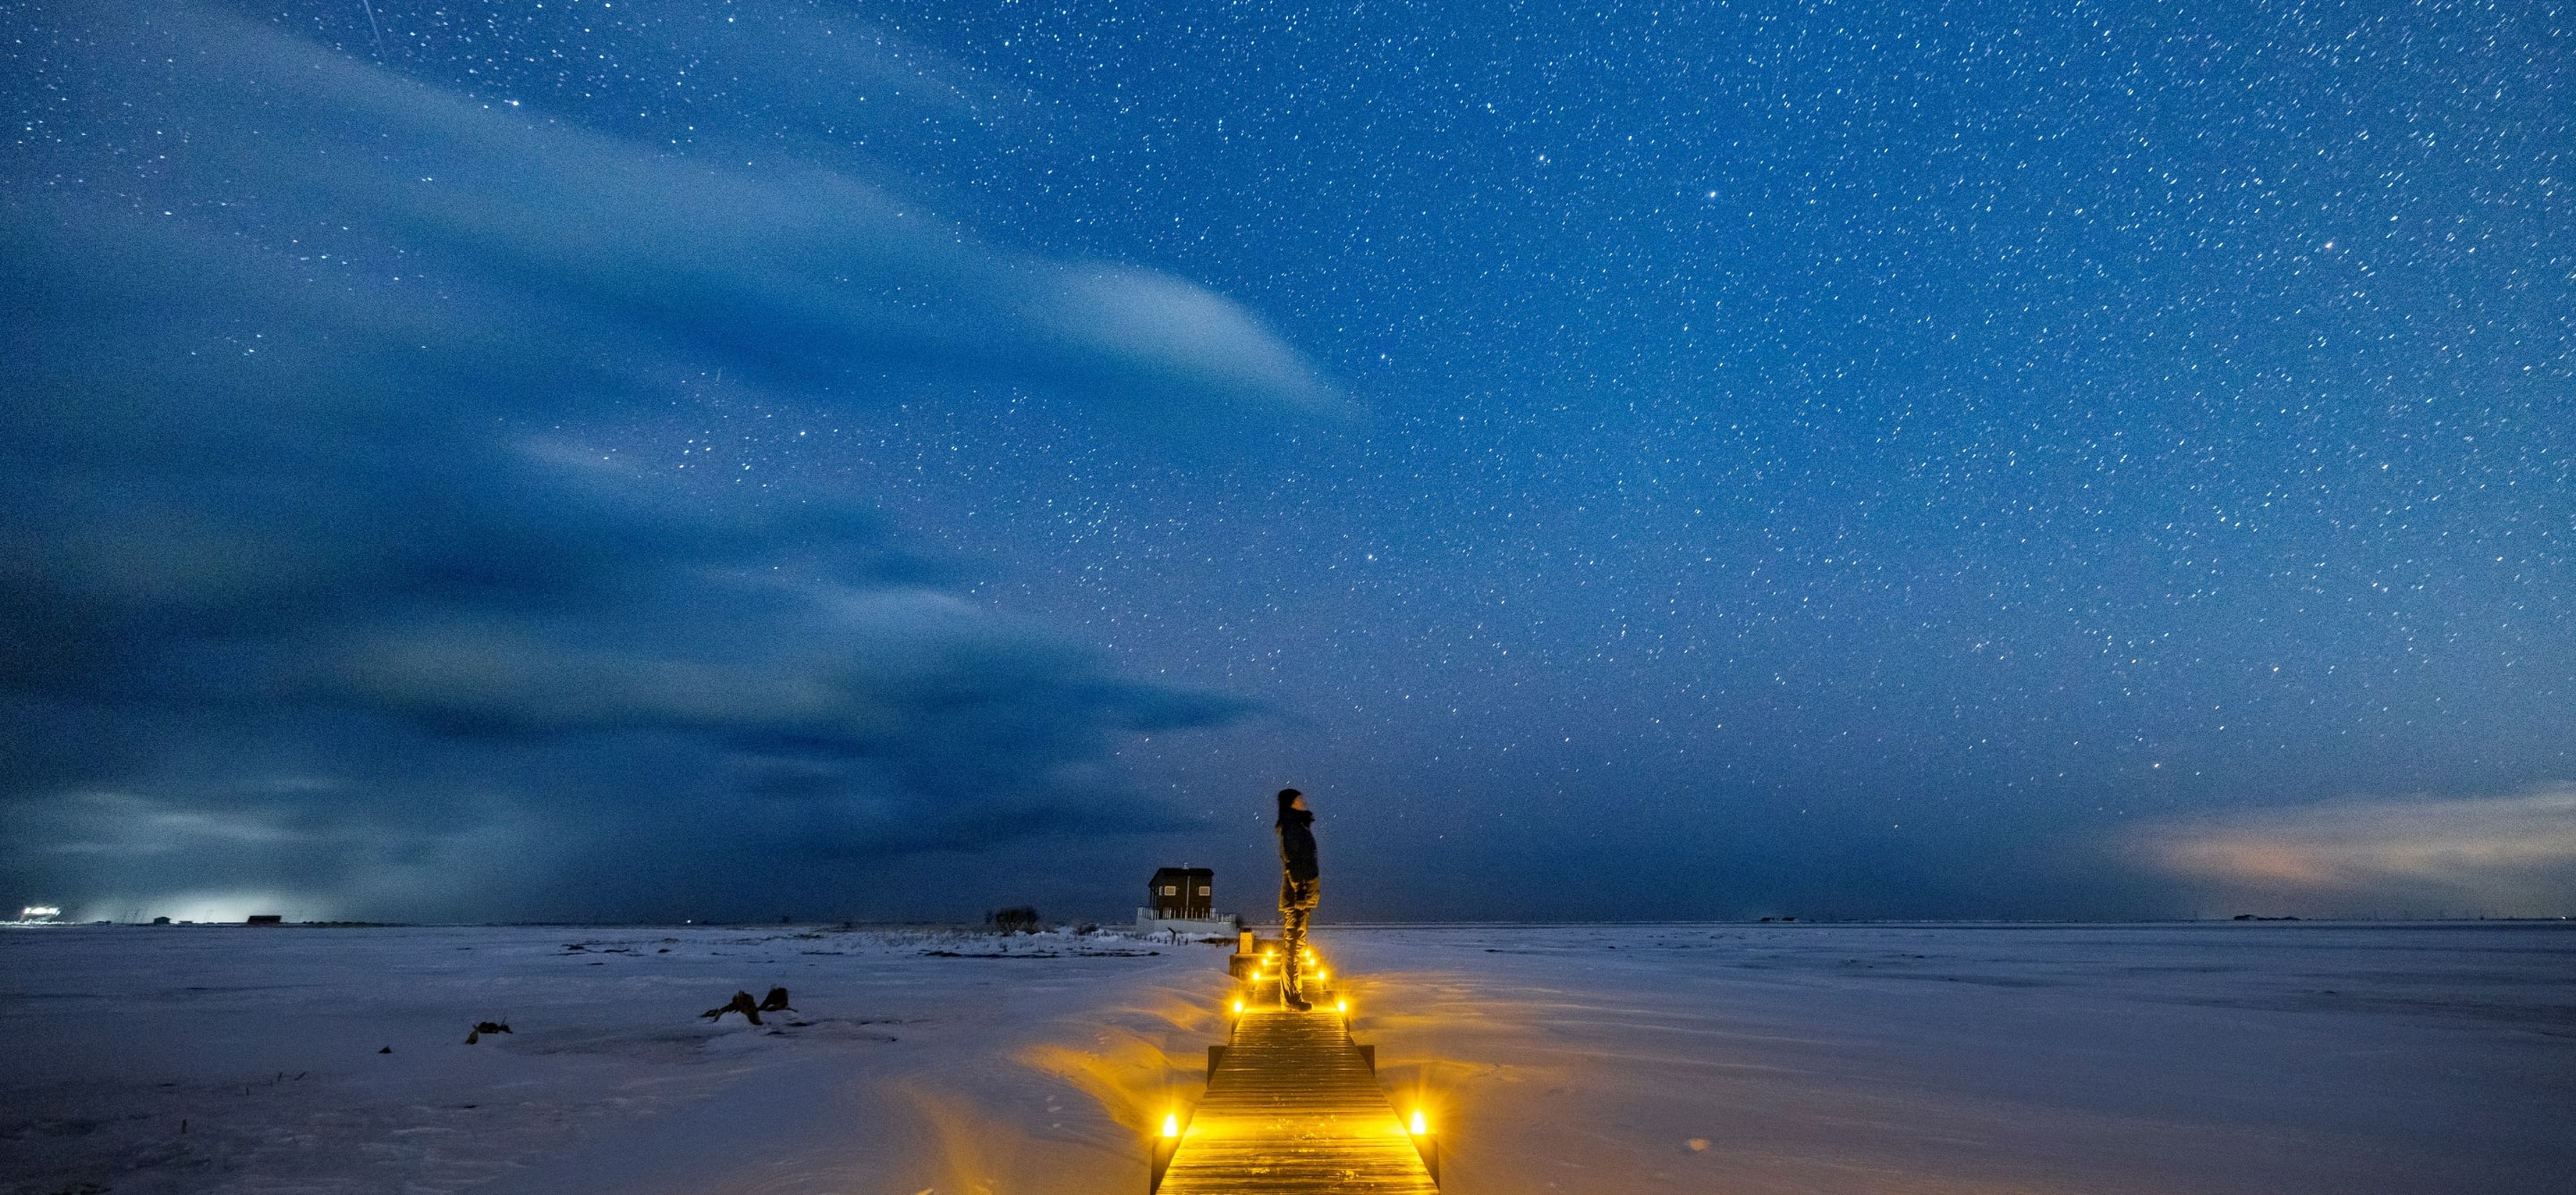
4, 0, 2568, 922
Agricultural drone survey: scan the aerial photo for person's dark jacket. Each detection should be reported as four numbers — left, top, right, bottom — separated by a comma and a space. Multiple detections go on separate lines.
1277, 807, 1318, 884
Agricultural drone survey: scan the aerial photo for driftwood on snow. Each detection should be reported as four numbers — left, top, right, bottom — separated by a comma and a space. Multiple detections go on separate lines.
699, 987, 795, 1024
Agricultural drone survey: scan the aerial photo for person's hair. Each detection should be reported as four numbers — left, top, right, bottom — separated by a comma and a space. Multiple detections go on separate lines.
1275, 788, 1303, 820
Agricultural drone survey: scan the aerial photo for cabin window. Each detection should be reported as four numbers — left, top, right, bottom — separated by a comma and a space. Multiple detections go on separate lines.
1162, 885, 1178, 895
1197, 886, 1211, 896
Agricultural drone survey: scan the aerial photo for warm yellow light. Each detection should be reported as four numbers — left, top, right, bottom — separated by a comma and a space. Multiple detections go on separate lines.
1263, 952, 1275, 962
1316, 969, 1328, 980
1410, 1109, 1428, 1135
1232, 999, 1244, 1014
1335, 998, 1347, 1013
1163, 1113, 1181, 1138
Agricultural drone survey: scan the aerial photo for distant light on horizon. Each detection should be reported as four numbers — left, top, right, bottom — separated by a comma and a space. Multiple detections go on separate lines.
2129, 787, 2576, 917
63, 893, 326, 928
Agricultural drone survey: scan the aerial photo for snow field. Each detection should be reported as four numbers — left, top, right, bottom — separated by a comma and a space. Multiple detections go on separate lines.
4, 922, 2568, 1194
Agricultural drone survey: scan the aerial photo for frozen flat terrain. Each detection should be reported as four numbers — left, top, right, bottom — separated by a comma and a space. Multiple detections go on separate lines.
3, 922, 2568, 1194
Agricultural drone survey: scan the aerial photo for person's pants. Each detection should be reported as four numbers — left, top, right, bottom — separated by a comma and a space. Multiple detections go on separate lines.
1279, 876, 1319, 1000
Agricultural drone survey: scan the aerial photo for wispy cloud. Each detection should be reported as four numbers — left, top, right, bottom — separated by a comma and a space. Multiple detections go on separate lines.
0, 1, 1322, 920
2127, 788, 2576, 916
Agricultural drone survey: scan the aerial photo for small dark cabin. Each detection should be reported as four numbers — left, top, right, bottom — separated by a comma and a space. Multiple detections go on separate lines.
1148, 867, 1215, 919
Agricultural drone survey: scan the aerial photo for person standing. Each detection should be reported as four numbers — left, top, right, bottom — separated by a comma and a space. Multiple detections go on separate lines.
1275, 788, 1319, 1011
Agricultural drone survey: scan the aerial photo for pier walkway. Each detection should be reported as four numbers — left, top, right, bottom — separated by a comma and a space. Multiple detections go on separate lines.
1155, 946, 1438, 1194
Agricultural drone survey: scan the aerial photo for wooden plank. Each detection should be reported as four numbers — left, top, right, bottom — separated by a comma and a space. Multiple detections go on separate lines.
1157, 983, 1438, 1195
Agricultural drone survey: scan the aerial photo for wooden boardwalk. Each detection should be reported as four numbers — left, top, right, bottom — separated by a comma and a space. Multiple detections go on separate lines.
1156, 961, 1439, 1194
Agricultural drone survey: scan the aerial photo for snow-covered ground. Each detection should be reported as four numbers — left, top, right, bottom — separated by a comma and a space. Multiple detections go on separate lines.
3, 922, 2568, 1194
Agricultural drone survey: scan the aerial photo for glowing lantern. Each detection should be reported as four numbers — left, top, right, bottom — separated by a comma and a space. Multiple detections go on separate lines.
1163, 1113, 1181, 1138
1410, 1109, 1428, 1135
1232, 999, 1244, 1015
1335, 998, 1347, 1013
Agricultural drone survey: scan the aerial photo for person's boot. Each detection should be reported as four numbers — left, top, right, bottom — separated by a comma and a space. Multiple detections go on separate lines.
1284, 985, 1312, 1012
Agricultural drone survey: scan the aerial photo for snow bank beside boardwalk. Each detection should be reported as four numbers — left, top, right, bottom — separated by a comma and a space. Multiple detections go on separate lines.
0, 924, 1224, 1195
1323, 922, 2576, 1195
2, 923, 2570, 1194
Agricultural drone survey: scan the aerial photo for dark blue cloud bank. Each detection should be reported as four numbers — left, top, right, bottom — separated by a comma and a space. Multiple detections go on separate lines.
5, 0, 2572, 922
1, 0, 1324, 921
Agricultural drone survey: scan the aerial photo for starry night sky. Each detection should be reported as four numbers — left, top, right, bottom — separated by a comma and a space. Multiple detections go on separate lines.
4, 0, 2570, 923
